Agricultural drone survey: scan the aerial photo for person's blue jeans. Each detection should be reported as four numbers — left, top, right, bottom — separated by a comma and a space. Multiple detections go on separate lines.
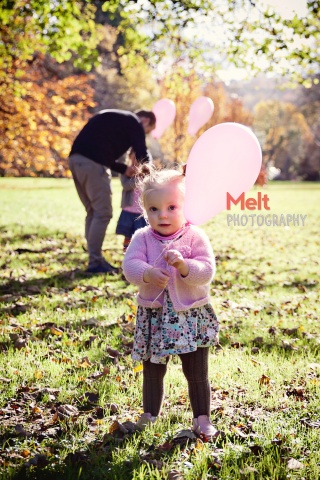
116, 210, 147, 238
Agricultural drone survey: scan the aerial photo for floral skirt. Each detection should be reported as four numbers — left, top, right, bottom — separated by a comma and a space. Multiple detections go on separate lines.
132, 291, 219, 364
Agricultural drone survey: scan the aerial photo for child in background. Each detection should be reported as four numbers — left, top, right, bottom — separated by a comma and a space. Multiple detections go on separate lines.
122, 166, 219, 439
116, 149, 147, 252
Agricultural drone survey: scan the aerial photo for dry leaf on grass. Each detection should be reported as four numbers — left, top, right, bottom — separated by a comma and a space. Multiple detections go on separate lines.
309, 363, 320, 370
81, 392, 99, 404
77, 356, 92, 368
133, 364, 143, 373
287, 458, 304, 470
301, 418, 320, 428
14, 338, 28, 350
168, 469, 184, 480
56, 404, 79, 419
81, 318, 101, 327
24, 453, 48, 469
106, 347, 121, 357
50, 326, 63, 336
259, 374, 271, 386
14, 424, 31, 438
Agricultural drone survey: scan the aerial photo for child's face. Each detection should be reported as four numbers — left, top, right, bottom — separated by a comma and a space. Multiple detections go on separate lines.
144, 182, 186, 236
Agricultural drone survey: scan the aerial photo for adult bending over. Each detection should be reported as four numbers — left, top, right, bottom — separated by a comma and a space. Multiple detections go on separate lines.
69, 109, 156, 273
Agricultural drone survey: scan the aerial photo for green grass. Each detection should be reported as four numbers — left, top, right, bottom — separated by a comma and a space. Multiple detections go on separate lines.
0, 178, 319, 480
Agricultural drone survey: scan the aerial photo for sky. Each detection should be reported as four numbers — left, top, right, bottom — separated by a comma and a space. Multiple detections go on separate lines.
263, 0, 308, 19
216, 0, 309, 83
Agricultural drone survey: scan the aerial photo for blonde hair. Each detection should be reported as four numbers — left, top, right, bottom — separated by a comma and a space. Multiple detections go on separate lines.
135, 164, 185, 213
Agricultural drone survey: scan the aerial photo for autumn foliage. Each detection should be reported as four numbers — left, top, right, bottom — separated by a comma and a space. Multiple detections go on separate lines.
0, 54, 96, 177
153, 68, 253, 165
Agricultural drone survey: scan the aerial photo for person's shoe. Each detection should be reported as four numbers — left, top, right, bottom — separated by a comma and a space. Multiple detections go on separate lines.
86, 261, 118, 274
101, 258, 119, 271
136, 412, 157, 431
192, 415, 219, 441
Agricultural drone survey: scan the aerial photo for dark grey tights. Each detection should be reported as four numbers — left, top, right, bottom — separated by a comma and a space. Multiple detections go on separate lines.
142, 348, 211, 417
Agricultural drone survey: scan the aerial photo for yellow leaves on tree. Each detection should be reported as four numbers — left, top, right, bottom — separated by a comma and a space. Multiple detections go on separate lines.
0, 55, 96, 177
253, 100, 312, 178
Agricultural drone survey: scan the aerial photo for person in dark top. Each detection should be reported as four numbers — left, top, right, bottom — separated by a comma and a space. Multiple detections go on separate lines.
69, 109, 156, 273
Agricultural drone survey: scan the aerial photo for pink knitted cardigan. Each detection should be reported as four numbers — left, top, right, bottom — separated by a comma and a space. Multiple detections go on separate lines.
122, 225, 216, 311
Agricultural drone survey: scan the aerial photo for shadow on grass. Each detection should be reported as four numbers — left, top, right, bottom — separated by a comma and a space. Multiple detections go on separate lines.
3, 435, 138, 480
3, 427, 228, 480
0, 268, 124, 322
0, 269, 111, 294
217, 331, 320, 358
5, 431, 294, 480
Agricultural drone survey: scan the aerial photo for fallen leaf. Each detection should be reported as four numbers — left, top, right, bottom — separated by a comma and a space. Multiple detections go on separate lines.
84, 336, 98, 348
282, 340, 298, 351
57, 404, 79, 419
37, 266, 48, 272
301, 418, 320, 428
133, 364, 143, 373
109, 420, 129, 435
50, 326, 63, 336
251, 358, 263, 366
14, 424, 30, 438
240, 467, 258, 474
287, 458, 304, 470
286, 387, 306, 400
65, 450, 90, 466
83, 392, 99, 404
249, 444, 263, 455
14, 337, 28, 350
173, 429, 197, 441
32, 406, 43, 415
78, 356, 92, 368
81, 318, 101, 327
309, 363, 320, 370
268, 326, 277, 335
158, 440, 174, 452
88, 367, 110, 379
259, 374, 271, 386
21, 449, 31, 458
106, 347, 121, 357
122, 421, 138, 433
24, 453, 48, 468
141, 456, 163, 470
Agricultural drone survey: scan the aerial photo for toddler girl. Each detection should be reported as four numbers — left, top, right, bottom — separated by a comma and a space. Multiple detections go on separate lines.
122, 167, 219, 439
116, 149, 147, 252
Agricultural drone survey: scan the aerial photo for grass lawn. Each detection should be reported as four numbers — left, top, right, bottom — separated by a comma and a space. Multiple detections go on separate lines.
0, 178, 319, 480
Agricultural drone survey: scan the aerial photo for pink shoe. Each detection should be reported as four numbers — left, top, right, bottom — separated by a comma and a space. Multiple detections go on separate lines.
136, 412, 157, 430
192, 415, 219, 440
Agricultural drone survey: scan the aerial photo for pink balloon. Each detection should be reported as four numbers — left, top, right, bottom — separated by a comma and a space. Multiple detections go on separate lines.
184, 123, 262, 225
151, 99, 176, 139
187, 96, 214, 136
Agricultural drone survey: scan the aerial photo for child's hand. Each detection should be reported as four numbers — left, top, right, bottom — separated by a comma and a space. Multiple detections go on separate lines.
143, 267, 170, 288
165, 249, 189, 277
129, 150, 138, 166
